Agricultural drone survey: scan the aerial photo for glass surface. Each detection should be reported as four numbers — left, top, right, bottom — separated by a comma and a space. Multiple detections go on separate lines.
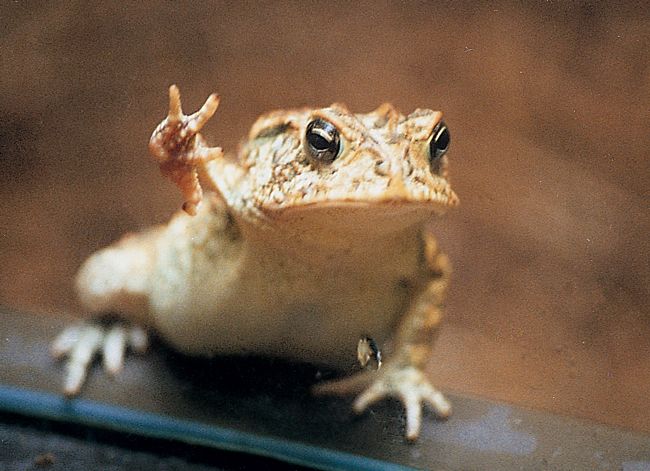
1, 1, 648, 464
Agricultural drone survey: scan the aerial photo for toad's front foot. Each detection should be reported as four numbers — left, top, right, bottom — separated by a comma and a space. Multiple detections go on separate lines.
51, 322, 148, 396
148, 85, 224, 215
314, 365, 451, 441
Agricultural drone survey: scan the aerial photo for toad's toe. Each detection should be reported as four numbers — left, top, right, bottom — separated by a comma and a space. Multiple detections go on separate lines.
51, 322, 148, 396
352, 365, 451, 441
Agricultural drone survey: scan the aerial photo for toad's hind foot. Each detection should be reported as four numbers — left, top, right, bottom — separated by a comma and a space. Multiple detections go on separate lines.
314, 366, 450, 441
51, 322, 148, 396
148, 85, 224, 215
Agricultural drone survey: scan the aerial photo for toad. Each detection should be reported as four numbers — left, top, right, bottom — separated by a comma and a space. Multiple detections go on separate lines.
52, 85, 459, 440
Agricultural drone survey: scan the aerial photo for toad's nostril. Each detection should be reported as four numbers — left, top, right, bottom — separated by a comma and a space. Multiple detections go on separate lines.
374, 159, 390, 176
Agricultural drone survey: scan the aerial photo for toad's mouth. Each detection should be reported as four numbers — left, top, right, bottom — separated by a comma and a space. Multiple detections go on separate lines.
260, 187, 459, 218
258, 191, 459, 238
254, 160, 459, 219
251, 196, 456, 246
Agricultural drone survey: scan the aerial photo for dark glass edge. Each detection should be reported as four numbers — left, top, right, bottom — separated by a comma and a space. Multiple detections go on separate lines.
0, 384, 417, 471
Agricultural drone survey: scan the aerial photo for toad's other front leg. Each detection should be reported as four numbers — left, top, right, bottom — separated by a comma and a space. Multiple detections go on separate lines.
51, 322, 148, 396
315, 232, 452, 441
51, 228, 160, 396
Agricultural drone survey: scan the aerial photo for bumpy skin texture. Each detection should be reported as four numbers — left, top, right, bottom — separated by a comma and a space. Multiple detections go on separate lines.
54, 85, 459, 441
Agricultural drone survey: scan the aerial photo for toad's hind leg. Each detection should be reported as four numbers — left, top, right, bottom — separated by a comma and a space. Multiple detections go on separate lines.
52, 227, 161, 395
314, 231, 452, 441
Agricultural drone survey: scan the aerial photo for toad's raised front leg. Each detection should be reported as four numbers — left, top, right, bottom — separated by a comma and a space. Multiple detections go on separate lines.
149, 85, 224, 215
314, 232, 452, 441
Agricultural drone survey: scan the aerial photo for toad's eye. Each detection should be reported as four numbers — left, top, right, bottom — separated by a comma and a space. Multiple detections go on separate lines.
429, 121, 450, 163
305, 118, 340, 163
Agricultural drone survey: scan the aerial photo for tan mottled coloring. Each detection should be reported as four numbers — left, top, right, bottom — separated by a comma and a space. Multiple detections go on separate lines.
55, 85, 459, 441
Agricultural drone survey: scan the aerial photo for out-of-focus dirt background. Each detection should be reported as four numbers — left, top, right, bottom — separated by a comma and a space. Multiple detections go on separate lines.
1, 2, 648, 433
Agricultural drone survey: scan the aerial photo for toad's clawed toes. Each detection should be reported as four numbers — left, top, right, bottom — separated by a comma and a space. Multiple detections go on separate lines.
317, 365, 450, 441
311, 370, 373, 396
51, 322, 148, 396
361, 366, 450, 441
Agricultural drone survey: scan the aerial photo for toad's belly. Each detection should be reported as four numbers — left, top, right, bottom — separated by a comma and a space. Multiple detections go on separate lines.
151, 275, 409, 370
149, 213, 422, 369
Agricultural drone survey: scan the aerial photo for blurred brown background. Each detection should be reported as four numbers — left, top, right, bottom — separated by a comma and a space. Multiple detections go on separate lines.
1, 2, 648, 434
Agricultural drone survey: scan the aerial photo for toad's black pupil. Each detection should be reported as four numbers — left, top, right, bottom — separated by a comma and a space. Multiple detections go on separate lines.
435, 127, 450, 152
430, 122, 450, 160
305, 118, 340, 162
308, 132, 331, 151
